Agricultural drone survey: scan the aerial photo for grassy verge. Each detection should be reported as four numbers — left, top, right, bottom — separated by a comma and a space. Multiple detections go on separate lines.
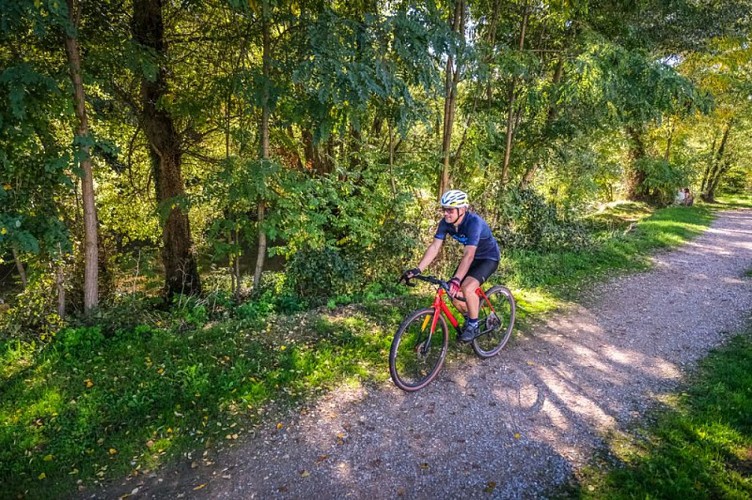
0, 203, 717, 498
504, 203, 714, 301
713, 194, 752, 208
575, 328, 752, 498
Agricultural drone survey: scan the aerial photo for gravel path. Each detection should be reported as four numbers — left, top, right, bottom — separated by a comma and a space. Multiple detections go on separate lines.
102, 209, 752, 499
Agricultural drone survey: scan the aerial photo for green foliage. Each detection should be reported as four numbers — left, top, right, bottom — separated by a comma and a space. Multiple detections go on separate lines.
287, 246, 355, 306
633, 157, 692, 205
76, 295, 162, 338
496, 188, 592, 252
503, 204, 713, 293
0, 271, 62, 342
57, 326, 105, 354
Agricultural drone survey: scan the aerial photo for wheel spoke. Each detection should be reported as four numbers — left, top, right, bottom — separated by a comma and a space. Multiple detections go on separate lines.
473, 286, 516, 358
389, 309, 448, 391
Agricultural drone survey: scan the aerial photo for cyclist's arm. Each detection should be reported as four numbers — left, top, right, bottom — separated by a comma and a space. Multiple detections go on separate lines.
417, 238, 444, 272
453, 245, 477, 281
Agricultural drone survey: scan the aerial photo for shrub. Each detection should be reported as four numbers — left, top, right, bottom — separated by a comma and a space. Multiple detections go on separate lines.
57, 325, 105, 354
497, 188, 591, 252
287, 246, 356, 306
0, 271, 63, 342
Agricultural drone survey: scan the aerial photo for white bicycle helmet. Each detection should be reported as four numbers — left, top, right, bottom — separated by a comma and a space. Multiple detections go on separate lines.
440, 189, 469, 208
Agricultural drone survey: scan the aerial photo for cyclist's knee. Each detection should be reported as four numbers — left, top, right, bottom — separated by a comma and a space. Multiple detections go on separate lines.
462, 277, 480, 293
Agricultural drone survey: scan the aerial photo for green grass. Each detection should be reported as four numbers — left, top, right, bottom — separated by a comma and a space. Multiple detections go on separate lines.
0, 298, 425, 498
575, 330, 752, 498
0, 203, 719, 498
503, 204, 714, 299
713, 194, 752, 209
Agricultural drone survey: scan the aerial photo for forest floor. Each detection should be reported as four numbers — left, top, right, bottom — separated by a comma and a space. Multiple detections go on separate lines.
95, 209, 752, 499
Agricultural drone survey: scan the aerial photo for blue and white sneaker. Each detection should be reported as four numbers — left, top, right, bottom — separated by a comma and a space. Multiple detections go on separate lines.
460, 321, 480, 342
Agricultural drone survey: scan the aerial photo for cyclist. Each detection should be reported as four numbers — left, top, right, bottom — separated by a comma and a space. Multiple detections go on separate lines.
401, 189, 500, 342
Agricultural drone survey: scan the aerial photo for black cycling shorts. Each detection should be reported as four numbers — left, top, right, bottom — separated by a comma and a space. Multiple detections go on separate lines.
456, 259, 499, 285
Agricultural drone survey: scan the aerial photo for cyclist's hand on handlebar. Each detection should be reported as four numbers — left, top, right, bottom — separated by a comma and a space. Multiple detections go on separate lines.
447, 277, 461, 297
400, 267, 421, 283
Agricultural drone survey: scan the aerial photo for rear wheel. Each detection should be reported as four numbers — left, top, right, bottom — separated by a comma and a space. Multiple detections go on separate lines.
389, 308, 448, 391
472, 285, 516, 358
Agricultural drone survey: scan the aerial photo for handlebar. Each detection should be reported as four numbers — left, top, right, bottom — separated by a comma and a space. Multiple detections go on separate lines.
406, 274, 449, 289
399, 274, 466, 302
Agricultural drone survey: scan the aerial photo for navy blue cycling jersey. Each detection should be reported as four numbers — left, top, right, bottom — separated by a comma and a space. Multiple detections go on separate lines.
434, 211, 500, 261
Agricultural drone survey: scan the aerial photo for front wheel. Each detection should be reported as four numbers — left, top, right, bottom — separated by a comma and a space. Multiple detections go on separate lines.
389, 308, 448, 391
473, 285, 516, 358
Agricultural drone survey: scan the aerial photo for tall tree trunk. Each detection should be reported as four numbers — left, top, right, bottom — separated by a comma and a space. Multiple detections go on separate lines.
485, 0, 501, 101
700, 129, 718, 194
388, 120, 396, 197
519, 56, 564, 188
438, 0, 464, 197
233, 228, 241, 298
701, 121, 732, 202
254, 0, 271, 289
11, 246, 27, 289
703, 121, 733, 202
501, 1, 529, 186
625, 125, 649, 201
64, 0, 98, 312
664, 118, 674, 162
133, 0, 201, 297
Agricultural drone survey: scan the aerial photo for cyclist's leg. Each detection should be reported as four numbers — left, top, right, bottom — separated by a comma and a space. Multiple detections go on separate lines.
460, 276, 481, 318
451, 291, 468, 315
465, 259, 500, 316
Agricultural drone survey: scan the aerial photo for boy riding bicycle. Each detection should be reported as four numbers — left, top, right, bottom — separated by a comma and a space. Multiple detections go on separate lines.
401, 189, 500, 342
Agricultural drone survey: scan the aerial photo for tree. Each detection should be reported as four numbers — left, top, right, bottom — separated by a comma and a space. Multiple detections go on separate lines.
131, 0, 201, 297
62, 0, 99, 312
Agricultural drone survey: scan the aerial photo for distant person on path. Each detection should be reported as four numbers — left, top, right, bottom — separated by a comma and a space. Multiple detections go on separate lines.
400, 189, 501, 342
683, 187, 694, 206
675, 188, 686, 205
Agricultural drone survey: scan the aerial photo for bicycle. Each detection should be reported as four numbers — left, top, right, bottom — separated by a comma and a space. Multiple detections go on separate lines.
389, 275, 516, 392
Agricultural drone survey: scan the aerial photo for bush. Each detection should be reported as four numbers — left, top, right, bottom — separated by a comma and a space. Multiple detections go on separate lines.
497, 188, 591, 252
75, 294, 162, 338
287, 246, 356, 306
57, 325, 105, 354
0, 271, 63, 342
634, 157, 690, 206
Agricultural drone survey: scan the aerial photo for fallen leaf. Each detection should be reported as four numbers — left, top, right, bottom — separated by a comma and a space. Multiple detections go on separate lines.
419, 462, 429, 470
43, 454, 54, 462
193, 483, 207, 491
484, 481, 497, 493
276, 422, 284, 430
514, 433, 521, 439
85, 379, 94, 388
300, 470, 310, 477
38, 472, 46, 480
109, 448, 118, 455
316, 454, 329, 463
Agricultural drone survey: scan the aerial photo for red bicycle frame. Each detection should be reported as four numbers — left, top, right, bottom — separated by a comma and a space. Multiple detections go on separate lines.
429, 287, 497, 336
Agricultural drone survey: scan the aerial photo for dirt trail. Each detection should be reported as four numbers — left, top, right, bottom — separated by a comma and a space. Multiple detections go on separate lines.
100, 209, 752, 499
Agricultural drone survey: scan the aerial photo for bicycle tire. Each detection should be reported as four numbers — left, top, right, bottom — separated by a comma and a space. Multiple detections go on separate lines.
389, 307, 449, 391
472, 285, 516, 358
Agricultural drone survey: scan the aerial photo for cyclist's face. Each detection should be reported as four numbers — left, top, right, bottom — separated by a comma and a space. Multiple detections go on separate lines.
442, 207, 464, 224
